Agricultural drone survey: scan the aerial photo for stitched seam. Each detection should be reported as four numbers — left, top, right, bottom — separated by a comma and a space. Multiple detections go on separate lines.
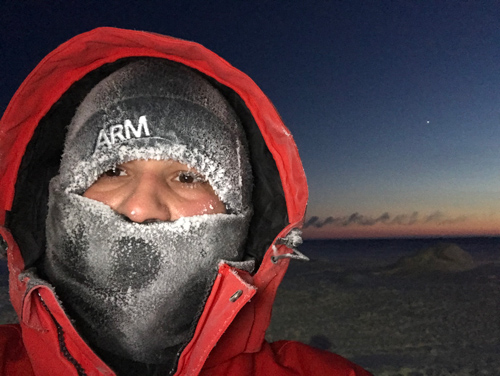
38, 294, 87, 376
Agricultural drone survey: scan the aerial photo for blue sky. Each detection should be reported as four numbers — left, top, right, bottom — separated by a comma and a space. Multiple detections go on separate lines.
2, 0, 500, 238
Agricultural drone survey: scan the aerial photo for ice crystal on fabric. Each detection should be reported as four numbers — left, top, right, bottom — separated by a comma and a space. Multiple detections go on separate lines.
44, 188, 251, 363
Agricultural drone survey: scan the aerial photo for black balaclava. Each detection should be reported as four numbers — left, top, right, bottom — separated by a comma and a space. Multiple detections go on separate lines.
43, 59, 253, 364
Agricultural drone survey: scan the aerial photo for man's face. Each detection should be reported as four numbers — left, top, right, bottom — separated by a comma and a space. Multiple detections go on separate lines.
83, 159, 226, 223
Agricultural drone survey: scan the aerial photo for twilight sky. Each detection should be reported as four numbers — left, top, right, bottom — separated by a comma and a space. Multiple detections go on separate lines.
2, 1, 500, 239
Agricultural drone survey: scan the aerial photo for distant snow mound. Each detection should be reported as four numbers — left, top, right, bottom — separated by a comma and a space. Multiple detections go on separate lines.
387, 242, 475, 274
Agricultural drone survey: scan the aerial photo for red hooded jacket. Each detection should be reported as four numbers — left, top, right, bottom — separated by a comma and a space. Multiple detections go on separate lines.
0, 28, 372, 376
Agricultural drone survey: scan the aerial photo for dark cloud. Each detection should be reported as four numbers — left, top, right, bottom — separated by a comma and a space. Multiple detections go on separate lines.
424, 211, 445, 223
304, 216, 320, 228
390, 211, 419, 225
304, 211, 468, 228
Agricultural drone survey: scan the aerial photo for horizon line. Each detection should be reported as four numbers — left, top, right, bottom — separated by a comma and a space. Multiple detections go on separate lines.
301, 233, 500, 241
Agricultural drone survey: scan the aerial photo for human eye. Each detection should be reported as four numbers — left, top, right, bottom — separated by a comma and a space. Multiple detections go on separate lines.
176, 171, 206, 184
102, 166, 127, 178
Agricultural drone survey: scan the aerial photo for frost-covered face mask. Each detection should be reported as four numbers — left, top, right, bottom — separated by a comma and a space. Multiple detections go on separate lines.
43, 59, 253, 364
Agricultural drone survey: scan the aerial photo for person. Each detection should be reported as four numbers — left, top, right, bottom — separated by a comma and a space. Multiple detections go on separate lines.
0, 27, 372, 375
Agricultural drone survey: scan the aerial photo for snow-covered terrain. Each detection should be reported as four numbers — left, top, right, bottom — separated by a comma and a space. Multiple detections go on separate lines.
267, 243, 500, 375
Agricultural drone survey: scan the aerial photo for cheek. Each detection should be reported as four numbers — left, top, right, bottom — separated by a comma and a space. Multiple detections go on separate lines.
204, 196, 227, 214
83, 186, 102, 200
177, 191, 226, 217
83, 185, 119, 209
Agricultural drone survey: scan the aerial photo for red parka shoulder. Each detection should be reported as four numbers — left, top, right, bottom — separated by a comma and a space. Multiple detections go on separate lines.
0, 324, 34, 375
0, 27, 372, 376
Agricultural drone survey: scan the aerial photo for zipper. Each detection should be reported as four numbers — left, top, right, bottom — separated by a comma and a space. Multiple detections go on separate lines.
37, 291, 88, 376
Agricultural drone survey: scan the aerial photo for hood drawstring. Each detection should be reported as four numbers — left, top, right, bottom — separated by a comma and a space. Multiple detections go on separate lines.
271, 229, 309, 264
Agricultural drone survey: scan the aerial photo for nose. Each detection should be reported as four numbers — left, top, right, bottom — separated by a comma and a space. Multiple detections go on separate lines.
116, 174, 172, 223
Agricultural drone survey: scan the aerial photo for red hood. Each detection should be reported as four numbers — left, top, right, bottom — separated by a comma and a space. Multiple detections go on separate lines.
0, 27, 308, 375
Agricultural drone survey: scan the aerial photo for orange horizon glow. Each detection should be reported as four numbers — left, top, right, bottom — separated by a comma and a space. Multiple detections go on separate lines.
302, 221, 500, 240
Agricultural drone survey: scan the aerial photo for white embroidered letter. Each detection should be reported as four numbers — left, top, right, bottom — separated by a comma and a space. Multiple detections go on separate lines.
96, 129, 112, 150
124, 119, 133, 139
124, 116, 150, 139
138, 115, 151, 137
110, 124, 125, 144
